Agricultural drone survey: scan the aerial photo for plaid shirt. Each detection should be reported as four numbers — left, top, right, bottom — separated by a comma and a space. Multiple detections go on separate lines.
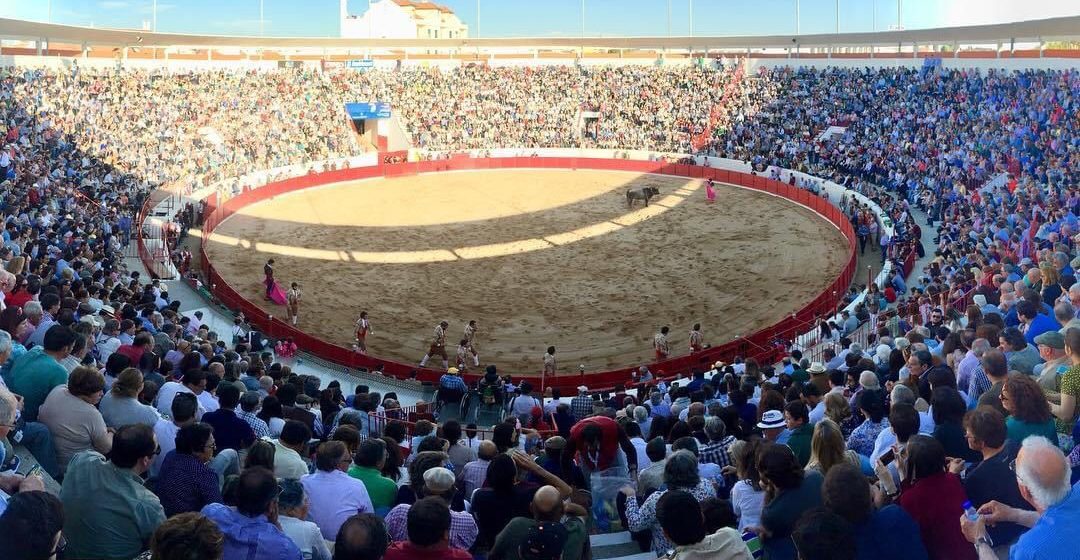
699, 435, 736, 470
236, 409, 270, 439
385, 503, 477, 550
460, 458, 490, 498
440, 374, 468, 392
570, 395, 593, 422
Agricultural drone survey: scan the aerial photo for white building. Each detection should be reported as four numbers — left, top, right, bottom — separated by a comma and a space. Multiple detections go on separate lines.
340, 0, 469, 40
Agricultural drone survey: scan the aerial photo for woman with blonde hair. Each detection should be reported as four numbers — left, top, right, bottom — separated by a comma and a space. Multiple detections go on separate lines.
804, 419, 860, 476
824, 392, 858, 439
99, 367, 161, 428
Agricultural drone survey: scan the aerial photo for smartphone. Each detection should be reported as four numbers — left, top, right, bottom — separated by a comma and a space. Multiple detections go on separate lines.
24, 464, 42, 478
879, 449, 896, 465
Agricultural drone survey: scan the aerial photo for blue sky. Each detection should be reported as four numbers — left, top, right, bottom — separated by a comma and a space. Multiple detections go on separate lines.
0, 0, 1076, 37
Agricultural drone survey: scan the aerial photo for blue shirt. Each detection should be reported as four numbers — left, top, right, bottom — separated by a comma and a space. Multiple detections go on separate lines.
1024, 313, 1061, 345
201, 503, 302, 560
157, 451, 222, 517
1010, 483, 1080, 560
439, 374, 467, 393
854, 505, 929, 560
202, 408, 256, 451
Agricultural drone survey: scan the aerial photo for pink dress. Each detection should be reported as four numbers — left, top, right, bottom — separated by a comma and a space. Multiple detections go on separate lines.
706, 180, 716, 202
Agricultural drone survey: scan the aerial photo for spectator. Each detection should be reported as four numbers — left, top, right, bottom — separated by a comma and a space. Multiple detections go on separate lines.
334, 513, 389, 560
382, 497, 472, 560
0, 491, 65, 560
152, 392, 198, 477
237, 391, 272, 439
202, 383, 256, 452
385, 467, 477, 550
950, 406, 1033, 548
847, 390, 888, 457
931, 387, 981, 463
655, 489, 752, 559
156, 369, 209, 420
302, 441, 375, 541
822, 463, 927, 560
38, 365, 113, 476
348, 438, 398, 515
805, 418, 860, 476
489, 484, 588, 560
960, 436, 1080, 559
143, 512, 225, 560
60, 424, 166, 560
755, 443, 824, 560
1001, 328, 1041, 377
278, 479, 333, 560
728, 439, 766, 531
460, 439, 497, 499
1002, 374, 1059, 446
782, 401, 812, 467
258, 395, 287, 438
975, 349, 1010, 415
156, 422, 225, 516
100, 367, 161, 429
636, 436, 670, 496
442, 420, 476, 476
698, 416, 736, 471
201, 466, 302, 560
895, 435, 976, 560
274, 420, 313, 480
791, 510, 856, 560
472, 451, 570, 551
563, 415, 638, 479
1050, 327, 1080, 446
624, 450, 718, 556
9, 324, 76, 421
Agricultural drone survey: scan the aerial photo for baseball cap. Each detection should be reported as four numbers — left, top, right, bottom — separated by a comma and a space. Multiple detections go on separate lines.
757, 409, 785, 429
519, 522, 569, 560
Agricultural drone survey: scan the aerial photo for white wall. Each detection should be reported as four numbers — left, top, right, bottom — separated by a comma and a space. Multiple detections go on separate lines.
750, 56, 1080, 72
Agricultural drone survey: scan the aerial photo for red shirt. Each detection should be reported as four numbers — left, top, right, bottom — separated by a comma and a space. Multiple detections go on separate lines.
569, 415, 620, 471
897, 472, 977, 560
383, 541, 472, 560
115, 344, 144, 366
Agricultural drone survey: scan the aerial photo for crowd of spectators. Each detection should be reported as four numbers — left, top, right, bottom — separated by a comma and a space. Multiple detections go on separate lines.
0, 59, 1075, 560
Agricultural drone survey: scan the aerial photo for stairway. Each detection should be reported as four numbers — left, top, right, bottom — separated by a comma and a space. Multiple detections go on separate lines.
590, 531, 658, 560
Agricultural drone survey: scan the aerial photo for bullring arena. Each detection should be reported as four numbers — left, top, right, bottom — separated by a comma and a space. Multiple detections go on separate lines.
204, 167, 849, 369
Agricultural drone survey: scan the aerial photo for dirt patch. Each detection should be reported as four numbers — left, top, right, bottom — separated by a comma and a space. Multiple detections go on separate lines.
203, 169, 849, 372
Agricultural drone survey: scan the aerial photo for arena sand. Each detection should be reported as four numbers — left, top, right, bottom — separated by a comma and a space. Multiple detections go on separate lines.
204, 169, 849, 372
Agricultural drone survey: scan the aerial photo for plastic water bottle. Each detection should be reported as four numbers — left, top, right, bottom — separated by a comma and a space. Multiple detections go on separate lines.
962, 501, 979, 522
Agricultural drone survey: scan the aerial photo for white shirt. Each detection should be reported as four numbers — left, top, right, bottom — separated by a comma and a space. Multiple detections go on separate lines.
271, 438, 310, 481
630, 437, 651, 471
155, 382, 206, 419
151, 419, 180, 477
197, 391, 220, 415
280, 515, 332, 560
730, 479, 765, 531
301, 469, 374, 541
808, 400, 826, 424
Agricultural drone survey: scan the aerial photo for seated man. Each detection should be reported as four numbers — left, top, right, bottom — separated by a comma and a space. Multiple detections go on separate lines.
655, 490, 753, 560
60, 424, 166, 560
489, 485, 589, 560
383, 497, 472, 560
201, 467, 302, 559
334, 513, 389, 560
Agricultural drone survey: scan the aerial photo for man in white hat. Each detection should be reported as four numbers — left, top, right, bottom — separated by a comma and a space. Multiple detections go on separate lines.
757, 410, 786, 443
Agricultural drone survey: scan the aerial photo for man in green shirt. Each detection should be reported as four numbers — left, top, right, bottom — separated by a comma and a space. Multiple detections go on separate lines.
60, 424, 165, 560
348, 437, 398, 515
784, 401, 814, 468
9, 324, 76, 421
489, 485, 588, 560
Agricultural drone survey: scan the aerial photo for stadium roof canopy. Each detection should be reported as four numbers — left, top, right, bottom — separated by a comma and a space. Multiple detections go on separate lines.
1, 15, 1079, 51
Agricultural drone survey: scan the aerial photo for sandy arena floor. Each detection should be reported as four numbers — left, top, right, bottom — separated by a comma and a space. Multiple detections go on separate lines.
203, 169, 849, 372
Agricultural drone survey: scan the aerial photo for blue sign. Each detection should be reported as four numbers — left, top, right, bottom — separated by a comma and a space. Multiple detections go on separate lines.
345, 102, 391, 120
347, 59, 375, 69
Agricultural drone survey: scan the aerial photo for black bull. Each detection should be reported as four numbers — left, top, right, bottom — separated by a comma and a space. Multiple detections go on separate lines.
626, 187, 660, 207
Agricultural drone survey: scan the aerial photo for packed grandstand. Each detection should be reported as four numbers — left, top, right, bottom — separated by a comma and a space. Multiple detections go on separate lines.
0, 12, 1079, 560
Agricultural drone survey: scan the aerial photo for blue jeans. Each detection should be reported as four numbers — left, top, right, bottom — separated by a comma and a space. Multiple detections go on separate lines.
13, 421, 59, 479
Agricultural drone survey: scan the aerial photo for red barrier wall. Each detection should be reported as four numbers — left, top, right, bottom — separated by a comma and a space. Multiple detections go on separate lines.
199, 157, 857, 392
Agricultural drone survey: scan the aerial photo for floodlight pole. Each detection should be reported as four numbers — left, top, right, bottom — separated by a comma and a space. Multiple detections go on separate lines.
153, 0, 157, 32
259, 0, 264, 37
667, 0, 671, 38
795, 0, 800, 35
476, 0, 480, 38
897, 0, 902, 30
581, 0, 585, 39
835, 0, 839, 33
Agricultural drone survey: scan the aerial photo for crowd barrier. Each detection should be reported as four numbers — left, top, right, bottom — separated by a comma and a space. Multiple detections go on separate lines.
199, 156, 857, 392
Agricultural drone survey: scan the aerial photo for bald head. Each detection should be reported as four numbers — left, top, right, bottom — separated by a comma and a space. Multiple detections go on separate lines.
477, 440, 497, 461
1016, 436, 1072, 511
530, 485, 564, 522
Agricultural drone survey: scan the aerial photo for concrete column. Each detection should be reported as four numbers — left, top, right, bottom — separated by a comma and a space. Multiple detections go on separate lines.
1039, 37, 1045, 58
996, 42, 1001, 58
36, 39, 43, 56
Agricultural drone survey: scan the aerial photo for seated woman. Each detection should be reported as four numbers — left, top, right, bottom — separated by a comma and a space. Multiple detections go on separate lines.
822, 462, 929, 560
471, 450, 571, 553
931, 387, 981, 463
623, 450, 718, 556
804, 418, 861, 477
38, 365, 112, 477
99, 367, 161, 429
755, 443, 824, 560
896, 435, 977, 560
1001, 373, 1059, 446
156, 422, 223, 517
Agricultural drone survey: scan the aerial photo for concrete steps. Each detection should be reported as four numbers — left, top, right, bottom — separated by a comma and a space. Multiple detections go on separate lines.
590, 531, 657, 560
